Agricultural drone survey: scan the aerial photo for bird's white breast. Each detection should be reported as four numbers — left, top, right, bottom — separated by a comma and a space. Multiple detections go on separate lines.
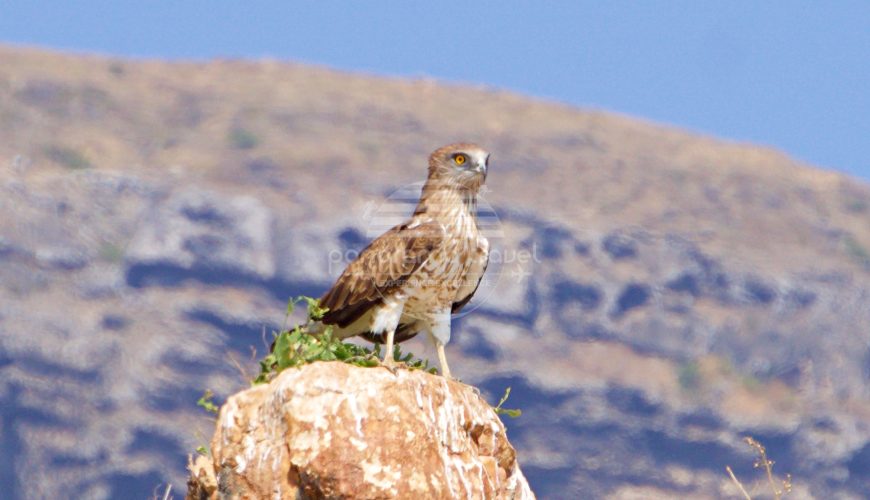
402, 208, 483, 315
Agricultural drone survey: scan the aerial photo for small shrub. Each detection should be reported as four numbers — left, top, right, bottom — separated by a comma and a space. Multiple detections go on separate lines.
228, 127, 259, 150
678, 361, 701, 392
254, 296, 436, 385
844, 198, 868, 213
108, 62, 125, 77
742, 374, 762, 392
844, 235, 870, 267
44, 145, 92, 170
197, 390, 219, 414
98, 242, 125, 263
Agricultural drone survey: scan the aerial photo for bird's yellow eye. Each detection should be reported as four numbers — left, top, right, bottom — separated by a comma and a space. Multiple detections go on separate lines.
454, 154, 467, 165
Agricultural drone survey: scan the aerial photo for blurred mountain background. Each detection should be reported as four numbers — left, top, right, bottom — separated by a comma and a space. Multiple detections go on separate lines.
2, 44, 870, 498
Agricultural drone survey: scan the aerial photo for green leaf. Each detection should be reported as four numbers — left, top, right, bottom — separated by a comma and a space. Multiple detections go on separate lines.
293, 295, 329, 321
492, 386, 522, 419
197, 390, 219, 414
305, 345, 326, 361
333, 343, 350, 360
495, 408, 523, 418
496, 387, 512, 409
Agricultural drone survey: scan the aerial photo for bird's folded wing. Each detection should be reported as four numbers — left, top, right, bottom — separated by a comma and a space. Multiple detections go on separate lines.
320, 220, 444, 328
452, 240, 489, 313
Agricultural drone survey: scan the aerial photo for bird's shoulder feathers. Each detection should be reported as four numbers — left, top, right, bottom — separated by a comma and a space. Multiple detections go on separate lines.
319, 219, 444, 328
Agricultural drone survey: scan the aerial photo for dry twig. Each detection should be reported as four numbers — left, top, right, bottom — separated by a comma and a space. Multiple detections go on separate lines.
725, 436, 792, 500
726, 465, 752, 500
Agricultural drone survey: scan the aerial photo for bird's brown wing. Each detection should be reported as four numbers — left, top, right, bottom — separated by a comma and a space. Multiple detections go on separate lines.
320, 220, 444, 328
452, 248, 489, 313
358, 322, 420, 344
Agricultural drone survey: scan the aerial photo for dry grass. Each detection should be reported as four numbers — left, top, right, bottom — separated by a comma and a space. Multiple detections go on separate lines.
726, 436, 793, 499
150, 483, 173, 500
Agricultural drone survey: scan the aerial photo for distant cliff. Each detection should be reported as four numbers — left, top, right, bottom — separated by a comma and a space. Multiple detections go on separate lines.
186, 362, 533, 499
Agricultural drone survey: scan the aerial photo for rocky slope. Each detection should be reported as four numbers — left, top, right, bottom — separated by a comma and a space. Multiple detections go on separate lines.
2, 45, 870, 498
187, 362, 533, 499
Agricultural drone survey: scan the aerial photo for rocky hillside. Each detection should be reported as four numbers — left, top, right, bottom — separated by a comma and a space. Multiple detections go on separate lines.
2, 45, 870, 498
187, 362, 533, 499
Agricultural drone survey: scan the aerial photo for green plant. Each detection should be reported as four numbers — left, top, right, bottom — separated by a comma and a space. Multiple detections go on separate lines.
197, 389, 219, 414
44, 145, 92, 170
844, 198, 868, 213
741, 374, 762, 392
228, 127, 259, 150
843, 234, 870, 267
492, 386, 522, 418
254, 296, 437, 385
98, 242, 125, 263
678, 360, 701, 392
108, 62, 125, 77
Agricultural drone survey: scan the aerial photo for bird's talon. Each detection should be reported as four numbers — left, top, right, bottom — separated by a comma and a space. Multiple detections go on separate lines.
381, 358, 399, 375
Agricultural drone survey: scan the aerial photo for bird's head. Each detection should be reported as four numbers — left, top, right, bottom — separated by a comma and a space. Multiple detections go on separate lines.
427, 143, 489, 192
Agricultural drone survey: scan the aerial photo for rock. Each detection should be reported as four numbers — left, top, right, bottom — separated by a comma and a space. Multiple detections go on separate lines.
602, 231, 638, 260
187, 454, 218, 500
189, 362, 534, 499
126, 189, 275, 280
34, 245, 89, 270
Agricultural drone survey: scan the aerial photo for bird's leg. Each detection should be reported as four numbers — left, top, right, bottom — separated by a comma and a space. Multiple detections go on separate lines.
428, 310, 454, 379
436, 341, 452, 380
371, 297, 404, 374
381, 327, 398, 373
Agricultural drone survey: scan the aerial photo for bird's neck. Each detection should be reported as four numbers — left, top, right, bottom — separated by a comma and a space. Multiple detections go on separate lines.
416, 181, 478, 226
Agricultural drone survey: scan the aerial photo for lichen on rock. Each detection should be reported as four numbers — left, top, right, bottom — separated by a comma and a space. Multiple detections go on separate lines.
187, 362, 534, 499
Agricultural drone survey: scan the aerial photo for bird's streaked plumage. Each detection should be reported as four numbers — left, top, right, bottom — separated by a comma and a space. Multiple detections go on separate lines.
318, 143, 491, 378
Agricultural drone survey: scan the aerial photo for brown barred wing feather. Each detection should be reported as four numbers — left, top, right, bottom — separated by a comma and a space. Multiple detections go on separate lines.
452, 250, 489, 314
319, 220, 444, 328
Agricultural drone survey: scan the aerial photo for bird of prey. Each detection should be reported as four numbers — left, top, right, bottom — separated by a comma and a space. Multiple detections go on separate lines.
317, 143, 490, 379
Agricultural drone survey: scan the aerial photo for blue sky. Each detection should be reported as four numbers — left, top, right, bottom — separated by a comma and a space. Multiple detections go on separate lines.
2, 2, 868, 180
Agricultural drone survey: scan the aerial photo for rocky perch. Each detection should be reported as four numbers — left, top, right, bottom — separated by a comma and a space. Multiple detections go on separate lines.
187, 362, 534, 499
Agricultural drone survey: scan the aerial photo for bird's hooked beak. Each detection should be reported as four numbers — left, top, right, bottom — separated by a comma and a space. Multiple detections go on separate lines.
474, 155, 489, 181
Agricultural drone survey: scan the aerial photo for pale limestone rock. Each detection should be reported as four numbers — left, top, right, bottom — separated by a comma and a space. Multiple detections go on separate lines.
127, 189, 275, 279
188, 362, 534, 499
